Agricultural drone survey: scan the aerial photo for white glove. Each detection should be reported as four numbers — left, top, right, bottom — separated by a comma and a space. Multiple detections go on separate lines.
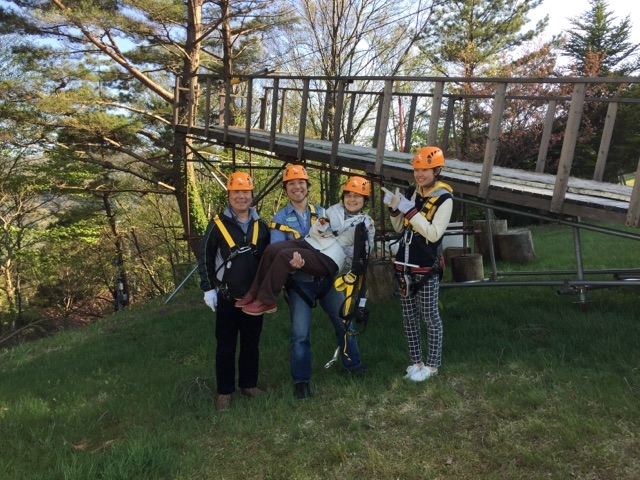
204, 289, 217, 312
381, 187, 401, 210
382, 187, 400, 210
396, 195, 415, 214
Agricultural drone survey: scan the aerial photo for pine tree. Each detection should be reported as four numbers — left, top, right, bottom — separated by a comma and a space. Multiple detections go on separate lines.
561, 0, 640, 77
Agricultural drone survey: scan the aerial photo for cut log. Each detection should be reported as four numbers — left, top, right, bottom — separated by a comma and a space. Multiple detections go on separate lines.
444, 246, 471, 268
497, 229, 536, 263
473, 219, 508, 260
450, 254, 484, 282
366, 258, 397, 302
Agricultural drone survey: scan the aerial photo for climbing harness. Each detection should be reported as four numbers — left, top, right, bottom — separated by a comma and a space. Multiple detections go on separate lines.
212, 214, 260, 299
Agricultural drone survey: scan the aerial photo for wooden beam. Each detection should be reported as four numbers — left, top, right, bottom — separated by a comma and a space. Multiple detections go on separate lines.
330, 80, 346, 167
297, 79, 310, 161
244, 78, 253, 146
404, 95, 418, 153
627, 157, 640, 227
536, 100, 556, 173
551, 83, 586, 213
269, 78, 279, 152
478, 83, 507, 198
593, 101, 617, 181
374, 80, 393, 175
428, 81, 444, 146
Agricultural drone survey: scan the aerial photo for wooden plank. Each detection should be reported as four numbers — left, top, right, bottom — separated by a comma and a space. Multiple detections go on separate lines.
330, 80, 346, 167
593, 101, 617, 181
478, 83, 507, 198
269, 78, 279, 151
536, 100, 556, 173
627, 158, 640, 227
244, 78, 253, 146
178, 124, 634, 226
551, 83, 586, 213
404, 95, 418, 153
374, 80, 393, 175
297, 79, 310, 161
428, 82, 444, 146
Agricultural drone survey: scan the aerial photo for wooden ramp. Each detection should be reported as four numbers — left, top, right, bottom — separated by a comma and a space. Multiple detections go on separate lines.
178, 124, 636, 227
174, 74, 640, 229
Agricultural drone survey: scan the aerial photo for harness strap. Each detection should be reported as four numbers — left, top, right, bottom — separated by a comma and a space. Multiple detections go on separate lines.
214, 215, 259, 250
284, 275, 332, 308
269, 204, 319, 240
270, 221, 301, 239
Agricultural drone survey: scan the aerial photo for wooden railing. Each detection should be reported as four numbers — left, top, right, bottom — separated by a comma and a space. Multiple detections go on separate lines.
173, 74, 640, 227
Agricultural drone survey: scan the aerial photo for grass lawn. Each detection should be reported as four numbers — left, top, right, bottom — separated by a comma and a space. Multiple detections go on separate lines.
1, 223, 639, 479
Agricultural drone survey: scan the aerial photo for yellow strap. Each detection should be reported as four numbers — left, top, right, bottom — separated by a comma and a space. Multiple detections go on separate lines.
404, 195, 440, 227
251, 219, 259, 245
214, 215, 236, 249
309, 204, 318, 224
215, 215, 260, 249
269, 221, 301, 239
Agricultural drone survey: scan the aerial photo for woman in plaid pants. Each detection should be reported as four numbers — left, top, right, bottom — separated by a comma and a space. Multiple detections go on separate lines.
383, 146, 454, 382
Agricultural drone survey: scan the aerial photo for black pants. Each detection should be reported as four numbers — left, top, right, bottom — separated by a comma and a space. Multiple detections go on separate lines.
215, 296, 264, 394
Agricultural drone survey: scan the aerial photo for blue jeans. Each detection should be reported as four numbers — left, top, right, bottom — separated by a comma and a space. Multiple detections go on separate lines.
287, 272, 362, 383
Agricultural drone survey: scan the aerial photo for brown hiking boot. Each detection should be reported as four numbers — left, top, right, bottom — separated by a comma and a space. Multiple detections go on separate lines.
215, 394, 231, 411
240, 387, 266, 398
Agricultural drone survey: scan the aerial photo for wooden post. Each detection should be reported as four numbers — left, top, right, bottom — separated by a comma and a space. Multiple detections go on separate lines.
498, 229, 536, 263
473, 219, 508, 260
450, 254, 484, 282
366, 259, 397, 302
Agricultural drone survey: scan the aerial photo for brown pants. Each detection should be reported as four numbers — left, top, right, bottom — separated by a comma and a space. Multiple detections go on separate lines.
248, 240, 337, 304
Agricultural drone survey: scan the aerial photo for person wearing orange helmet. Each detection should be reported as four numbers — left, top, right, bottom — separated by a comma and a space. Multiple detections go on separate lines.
382, 146, 453, 382
270, 166, 367, 399
236, 175, 375, 325
198, 171, 271, 410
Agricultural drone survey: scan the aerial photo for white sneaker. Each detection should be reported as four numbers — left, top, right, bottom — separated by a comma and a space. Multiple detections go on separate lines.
408, 365, 438, 382
404, 364, 421, 379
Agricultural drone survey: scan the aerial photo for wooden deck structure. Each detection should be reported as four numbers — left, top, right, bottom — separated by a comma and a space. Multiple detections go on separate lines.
172, 73, 640, 300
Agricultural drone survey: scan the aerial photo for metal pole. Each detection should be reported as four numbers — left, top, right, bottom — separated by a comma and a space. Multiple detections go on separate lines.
165, 264, 199, 305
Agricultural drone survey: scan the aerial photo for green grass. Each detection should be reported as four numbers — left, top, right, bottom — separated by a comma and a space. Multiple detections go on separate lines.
1, 224, 639, 479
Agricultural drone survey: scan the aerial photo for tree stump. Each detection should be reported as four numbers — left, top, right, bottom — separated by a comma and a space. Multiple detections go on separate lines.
450, 254, 484, 282
497, 229, 536, 263
473, 219, 508, 260
444, 246, 471, 268
366, 258, 397, 302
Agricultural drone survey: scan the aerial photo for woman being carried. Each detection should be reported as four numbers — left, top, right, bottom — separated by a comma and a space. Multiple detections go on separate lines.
237, 175, 375, 316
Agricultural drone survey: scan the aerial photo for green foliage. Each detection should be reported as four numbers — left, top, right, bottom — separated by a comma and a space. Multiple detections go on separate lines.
420, 0, 548, 77
562, 0, 640, 76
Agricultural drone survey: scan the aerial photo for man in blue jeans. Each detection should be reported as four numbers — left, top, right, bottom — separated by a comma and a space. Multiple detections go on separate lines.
270, 165, 367, 399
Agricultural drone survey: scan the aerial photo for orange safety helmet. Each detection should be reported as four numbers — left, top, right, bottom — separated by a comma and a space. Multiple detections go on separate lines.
226, 171, 254, 191
412, 146, 445, 169
343, 175, 371, 197
282, 164, 309, 183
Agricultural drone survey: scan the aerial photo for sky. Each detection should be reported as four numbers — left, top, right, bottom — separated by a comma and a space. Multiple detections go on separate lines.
527, 0, 640, 43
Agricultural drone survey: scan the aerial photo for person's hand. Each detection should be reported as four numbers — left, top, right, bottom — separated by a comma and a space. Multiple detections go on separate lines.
204, 290, 217, 312
381, 187, 401, 210
396, 195, 415, 214
289, 251, 305, 269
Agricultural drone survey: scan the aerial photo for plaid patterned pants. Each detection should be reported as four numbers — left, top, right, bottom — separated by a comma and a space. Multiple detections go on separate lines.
400, 273, 443, 368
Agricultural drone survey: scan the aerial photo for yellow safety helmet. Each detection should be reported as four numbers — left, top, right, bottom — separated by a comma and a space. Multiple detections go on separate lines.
412, 146, 445, 169
343, 176, 371, 197
282, 164, 309, 183
227, 171, 254, 191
